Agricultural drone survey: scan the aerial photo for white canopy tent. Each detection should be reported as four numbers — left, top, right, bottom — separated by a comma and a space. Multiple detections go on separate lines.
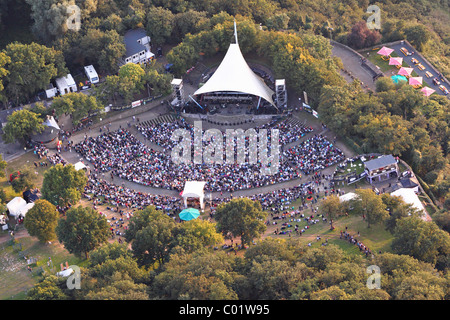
6, 197, 27, 217
193, 42, 275, 107
339, 192, 358, 202
182, 181, 206, 210
57, 268, 74, 277
6, 197, 34, 218
74, 161, 87, 171
17, 202, 35, 218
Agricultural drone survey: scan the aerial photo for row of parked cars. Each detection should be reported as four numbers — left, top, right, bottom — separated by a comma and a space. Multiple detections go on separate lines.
400, 47, 448, 95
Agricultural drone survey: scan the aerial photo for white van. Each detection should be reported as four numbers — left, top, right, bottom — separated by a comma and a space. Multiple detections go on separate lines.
84, 65, 99, 84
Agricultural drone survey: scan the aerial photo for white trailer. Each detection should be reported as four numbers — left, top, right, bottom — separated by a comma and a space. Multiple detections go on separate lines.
84, 65, 99, 84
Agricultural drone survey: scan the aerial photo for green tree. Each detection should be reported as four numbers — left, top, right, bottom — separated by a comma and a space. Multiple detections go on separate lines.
10, 167, 36, 193
375, 77, 396, 92
3, 42, 67, 104
79, 28, 125, 74
173, 218, 224, 253
25, 0, 71, 43
143, 65, 172, 97
24, 199, 59, 242
89, 255, 147, 281
56, 206, 109, 259
93, 74, 120, 105
117, 62, 145, 103
299, 245, 344, 271
124, 206, 161, 241
151, 250, 238, 300
373, 252, 447, 299
353, 189, 389, 228
26, 275, 69, 300
84, 272, 149, 300
0, 154, 8, 178
166, 41, 198, 77
391, 216, 450, 266
310, 286, 350, 300
394, 272, 447, 300
382, 193, 421, 233
98, 29, 126, 74
41, 163, 87, 207
131, 212, 177, 266
51, 92, 103, 126
214, 198, 267, 247
356, 113, 413, 156
89, 242, 133, 267
404, 24, 430, 51
0, 51, 10, 102
2, 109, 45, 144
238, 257, 308, 300
145, 6, 175, 46
319, 194, 343, 230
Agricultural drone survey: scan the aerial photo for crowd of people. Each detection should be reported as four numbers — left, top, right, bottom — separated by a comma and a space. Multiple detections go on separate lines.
74, 129, 149, 172
33, 144, 67, 167
340, 229, 373, 258
135, 117, 314, 151
283, 134, 346, 175
74, 122, 344, 193
83, 172, 183, 213
136, 117, 193, 150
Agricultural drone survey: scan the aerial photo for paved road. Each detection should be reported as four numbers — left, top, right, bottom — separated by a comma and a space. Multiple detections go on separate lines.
331, 44, 376, 91
389, 41, 449, 97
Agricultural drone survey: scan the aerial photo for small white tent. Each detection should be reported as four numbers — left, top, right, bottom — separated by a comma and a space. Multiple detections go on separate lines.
339, 192, 358, 202
57, 268, 74, 277
6, 197, 27, 217
17, 202, 35, 218
74, 161, 87, 171
182, 181, 206, 210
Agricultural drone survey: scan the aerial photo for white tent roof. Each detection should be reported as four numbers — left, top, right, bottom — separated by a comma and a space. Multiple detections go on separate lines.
6, 197, 27, 217
17, 202, 34, 217
55, 74, 76, 88
57, 268, 74, 277
182, 181, 206, 198
339, 192, 358, 202
390, 188, 426, 219
193, 43, 275, 107
43, 116, 60, 130
74, 161, 87, 171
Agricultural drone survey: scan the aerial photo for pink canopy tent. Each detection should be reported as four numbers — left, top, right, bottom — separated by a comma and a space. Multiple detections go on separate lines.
409, 77, 423, 86
421, 87, 435, 96
389, 57, 403, 66
398, 67, 414, 77
377, 46, 394, 56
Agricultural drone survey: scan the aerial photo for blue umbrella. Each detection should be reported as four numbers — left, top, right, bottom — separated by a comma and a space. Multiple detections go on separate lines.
179, 208, 200, 221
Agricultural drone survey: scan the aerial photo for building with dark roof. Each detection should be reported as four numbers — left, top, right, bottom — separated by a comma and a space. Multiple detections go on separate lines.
120, 28, 155, 66
363, 154, 399, 184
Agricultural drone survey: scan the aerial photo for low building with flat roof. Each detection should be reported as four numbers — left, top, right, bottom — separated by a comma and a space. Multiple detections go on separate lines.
363, 154, 399, 184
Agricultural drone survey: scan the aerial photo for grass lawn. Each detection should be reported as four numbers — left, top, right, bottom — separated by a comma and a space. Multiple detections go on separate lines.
0, 151, 52, 202
335, 159, 365, 177
361, 49, 420, 78
0, 236, 87, 300
263, 211, 394, 257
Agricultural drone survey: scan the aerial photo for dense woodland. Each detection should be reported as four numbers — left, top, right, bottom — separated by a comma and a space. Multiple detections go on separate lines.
0, 0, 449, 300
